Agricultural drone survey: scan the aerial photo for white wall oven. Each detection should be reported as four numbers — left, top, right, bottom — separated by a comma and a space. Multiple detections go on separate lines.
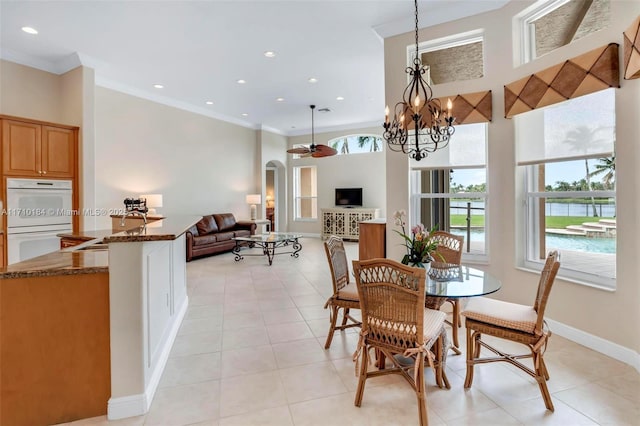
6, 178, 73, 265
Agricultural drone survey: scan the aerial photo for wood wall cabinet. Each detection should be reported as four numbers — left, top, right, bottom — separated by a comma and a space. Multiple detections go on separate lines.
321, 207, 379, 241
2, 118, 77, 178
266, 207, 275, 231
359, 219, 386, 260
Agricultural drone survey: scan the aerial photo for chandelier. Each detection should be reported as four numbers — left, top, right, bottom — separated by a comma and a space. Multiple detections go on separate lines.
383, 0, 455, 161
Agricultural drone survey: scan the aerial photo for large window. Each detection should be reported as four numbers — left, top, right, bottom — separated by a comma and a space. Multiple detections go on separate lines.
328, 135, 383, 155
414, 29, 484, 85
518, 0, 610, 65
410, 123, 488, 262
516, 89, 616, 288
293, 166, 317, 220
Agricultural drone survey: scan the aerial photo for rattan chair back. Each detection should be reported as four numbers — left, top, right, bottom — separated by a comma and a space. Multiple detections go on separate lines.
533, 250, 561, 335
430, 231, 464, 264
324, 235, 350, 294
352, 258, 426, 353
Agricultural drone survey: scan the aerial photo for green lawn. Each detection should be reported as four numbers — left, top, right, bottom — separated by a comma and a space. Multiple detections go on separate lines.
450, 214, 615, 229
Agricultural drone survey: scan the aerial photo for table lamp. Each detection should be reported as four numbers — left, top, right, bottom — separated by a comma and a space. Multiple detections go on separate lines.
246, 194, 261, 220
140, 194, 163, 215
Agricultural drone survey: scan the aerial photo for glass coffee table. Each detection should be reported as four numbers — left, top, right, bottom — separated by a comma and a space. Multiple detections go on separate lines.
232, 233, 302, 265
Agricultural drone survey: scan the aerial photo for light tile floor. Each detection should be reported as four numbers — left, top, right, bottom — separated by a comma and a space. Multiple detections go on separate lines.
67, 238, 639, 426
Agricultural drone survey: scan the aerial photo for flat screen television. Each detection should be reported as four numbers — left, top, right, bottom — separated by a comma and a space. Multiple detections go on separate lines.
335, 187, 363, 207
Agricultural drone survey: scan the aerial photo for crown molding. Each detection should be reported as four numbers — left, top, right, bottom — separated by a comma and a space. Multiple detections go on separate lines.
287, 120, 382, 137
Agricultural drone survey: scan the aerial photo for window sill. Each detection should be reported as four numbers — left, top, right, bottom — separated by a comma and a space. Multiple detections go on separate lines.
515, 266, 616, 293
294, 218, 317, 223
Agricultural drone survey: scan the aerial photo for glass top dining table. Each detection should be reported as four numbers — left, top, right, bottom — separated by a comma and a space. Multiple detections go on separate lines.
426, 262, 502, 299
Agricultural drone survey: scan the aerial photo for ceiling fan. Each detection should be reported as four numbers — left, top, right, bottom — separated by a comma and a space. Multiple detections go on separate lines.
287, 105, 338, 158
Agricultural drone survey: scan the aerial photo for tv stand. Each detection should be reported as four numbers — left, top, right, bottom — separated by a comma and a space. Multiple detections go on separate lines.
321, 207, 379, 241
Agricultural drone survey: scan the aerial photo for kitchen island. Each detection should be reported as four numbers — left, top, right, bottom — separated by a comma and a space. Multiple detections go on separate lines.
0, 215, 200, 425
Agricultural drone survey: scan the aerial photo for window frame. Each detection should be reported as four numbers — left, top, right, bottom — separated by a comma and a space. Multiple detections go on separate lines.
408, 122, 490, 264
292, 165, 318, 222
411, 169, 489, 264
408, 28, 485, 85
521, 163, 616, 289
327, 134, 384, 155
515, 88, 617, 289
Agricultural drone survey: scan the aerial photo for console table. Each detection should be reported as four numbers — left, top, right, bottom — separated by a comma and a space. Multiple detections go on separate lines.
321, 207, 379, 241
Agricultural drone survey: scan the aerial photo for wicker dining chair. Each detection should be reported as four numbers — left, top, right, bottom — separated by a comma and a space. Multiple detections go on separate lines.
429, 231, 465, 352
352, 258, 448, 426
322, 235, 361, 349
461, 251, 561, 411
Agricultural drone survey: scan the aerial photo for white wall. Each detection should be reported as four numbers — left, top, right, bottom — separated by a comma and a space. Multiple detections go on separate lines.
287, 126, 387, 235
258, 129, 288, 228
384, 1, 640, 359
94, 87, 258, 228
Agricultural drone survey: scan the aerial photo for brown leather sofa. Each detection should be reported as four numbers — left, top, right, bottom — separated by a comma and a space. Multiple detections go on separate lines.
186, 213, 256, 261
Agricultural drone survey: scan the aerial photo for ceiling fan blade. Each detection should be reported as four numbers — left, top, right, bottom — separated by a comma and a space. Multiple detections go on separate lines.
312, 144, 338, 157
287, 147, 311, 154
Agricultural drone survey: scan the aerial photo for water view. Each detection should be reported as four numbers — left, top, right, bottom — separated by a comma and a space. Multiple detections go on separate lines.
450, 229, 615, 254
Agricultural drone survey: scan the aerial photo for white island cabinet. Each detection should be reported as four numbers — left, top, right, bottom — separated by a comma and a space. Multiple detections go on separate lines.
104, 216, 199, 420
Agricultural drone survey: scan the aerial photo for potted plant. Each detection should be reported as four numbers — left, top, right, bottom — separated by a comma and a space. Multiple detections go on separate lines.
392, 210, 440, 268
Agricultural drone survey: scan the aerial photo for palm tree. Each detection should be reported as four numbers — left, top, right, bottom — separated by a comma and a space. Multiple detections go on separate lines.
330, 138, 350, 154
356, 136, 381, 152
564, 126, 610, 217
588, 156, 615, 190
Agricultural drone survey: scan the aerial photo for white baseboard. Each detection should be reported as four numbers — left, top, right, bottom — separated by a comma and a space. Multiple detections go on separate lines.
107, 393, 147, 420
107, 296, 189, 420
546, 318, 640, 373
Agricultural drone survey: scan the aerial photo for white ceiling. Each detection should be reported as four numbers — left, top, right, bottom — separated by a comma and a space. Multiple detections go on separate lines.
0, 0, 508, 135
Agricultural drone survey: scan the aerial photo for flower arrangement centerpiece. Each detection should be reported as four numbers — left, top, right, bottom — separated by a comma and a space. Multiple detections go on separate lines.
393, 210, 439, 268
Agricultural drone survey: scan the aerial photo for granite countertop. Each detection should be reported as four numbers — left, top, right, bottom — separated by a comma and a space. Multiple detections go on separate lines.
0, 215, 200, 279
0, 250, 109, 279
104, 215, 200, 243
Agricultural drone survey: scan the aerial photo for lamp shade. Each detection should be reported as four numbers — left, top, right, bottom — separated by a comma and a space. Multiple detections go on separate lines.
141, 194, 163, 208
140, 194, 163, 215
245, 194, 261, 205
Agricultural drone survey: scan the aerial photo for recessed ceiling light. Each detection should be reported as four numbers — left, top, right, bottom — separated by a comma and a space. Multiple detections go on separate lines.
276, 97, 284, 102
21, 26, 38, 35
241, 113, 249, 117
237, 79, 246, 84
205, 101, 213, 105
336, 96, 344, 101
264, 51, 276, 58
153, 84, 164, 89
308, 77, 318, 83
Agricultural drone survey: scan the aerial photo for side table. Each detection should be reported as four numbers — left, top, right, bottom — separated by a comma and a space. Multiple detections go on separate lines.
251, 219, 271, 233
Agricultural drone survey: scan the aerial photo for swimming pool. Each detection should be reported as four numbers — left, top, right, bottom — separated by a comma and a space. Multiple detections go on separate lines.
450, 229, 616, 254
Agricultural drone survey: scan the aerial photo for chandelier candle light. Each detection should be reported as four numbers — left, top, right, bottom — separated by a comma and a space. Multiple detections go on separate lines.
383, 0, 456, 161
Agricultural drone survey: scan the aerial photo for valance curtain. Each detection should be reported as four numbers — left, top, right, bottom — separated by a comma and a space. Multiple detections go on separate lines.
623, 15, 640, 80
504, 43, 619, 118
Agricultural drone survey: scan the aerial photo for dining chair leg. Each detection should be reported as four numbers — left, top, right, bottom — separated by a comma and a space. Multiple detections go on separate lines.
464, 328, 476, 388
540, 356, 550, 380
473, 332, 482, 358
341, 308, 350, 326
533, 352, 555, 411
324, 305, 339, 349
415, 353, 428, 426
451, 301, 460, 346
436, 334, 450, 389
354, 344, 368, 407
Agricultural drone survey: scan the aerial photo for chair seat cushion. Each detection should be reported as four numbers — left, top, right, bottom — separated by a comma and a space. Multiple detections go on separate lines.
337, 281, 359, 302
423, 308, 447, 342
462, 297, 537, 334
